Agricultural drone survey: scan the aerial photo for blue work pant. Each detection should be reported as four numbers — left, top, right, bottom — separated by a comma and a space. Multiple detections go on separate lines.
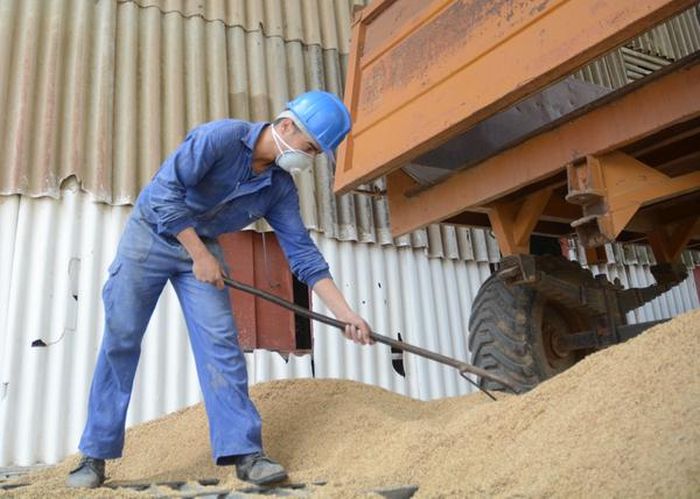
78, 212, 263, 463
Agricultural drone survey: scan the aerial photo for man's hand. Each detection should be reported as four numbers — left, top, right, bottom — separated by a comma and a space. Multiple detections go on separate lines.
192, 251, 225, 289
176, 227, 225, 289
338, 311, 374, 345
312, 278, 374, 346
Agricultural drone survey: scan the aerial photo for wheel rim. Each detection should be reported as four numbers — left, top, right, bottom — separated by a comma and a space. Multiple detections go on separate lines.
540, 302, 578, 372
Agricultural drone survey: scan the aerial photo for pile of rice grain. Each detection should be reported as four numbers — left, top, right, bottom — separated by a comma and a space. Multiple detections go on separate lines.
6, 309, 699, 498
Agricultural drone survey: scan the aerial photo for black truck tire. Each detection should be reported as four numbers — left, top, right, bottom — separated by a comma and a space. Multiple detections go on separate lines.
467, 256, 596, 393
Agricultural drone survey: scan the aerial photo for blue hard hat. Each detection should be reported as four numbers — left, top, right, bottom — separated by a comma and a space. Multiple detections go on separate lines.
285, 91, 352, 155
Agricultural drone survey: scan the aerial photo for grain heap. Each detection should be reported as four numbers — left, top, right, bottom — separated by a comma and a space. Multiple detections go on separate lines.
5, 309, 699, 497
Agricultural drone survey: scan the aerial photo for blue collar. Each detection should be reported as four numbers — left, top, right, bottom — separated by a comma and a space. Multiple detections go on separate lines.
241, 121, 269, 151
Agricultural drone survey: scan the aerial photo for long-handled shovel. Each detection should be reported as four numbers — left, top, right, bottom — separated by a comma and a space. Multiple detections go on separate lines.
222, 276, 516, 400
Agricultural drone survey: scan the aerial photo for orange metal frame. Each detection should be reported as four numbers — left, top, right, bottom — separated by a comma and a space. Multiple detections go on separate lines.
385, 62, 700, 239
567, 152, 700, 251
335, 0, 697, 195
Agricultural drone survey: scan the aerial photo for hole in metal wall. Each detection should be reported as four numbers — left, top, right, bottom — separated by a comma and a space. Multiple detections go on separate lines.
292, 276, 312, 350
391, 333, 406, 377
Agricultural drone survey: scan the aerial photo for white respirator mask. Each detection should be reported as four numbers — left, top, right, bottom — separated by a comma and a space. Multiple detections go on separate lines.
271, 123, 315, 174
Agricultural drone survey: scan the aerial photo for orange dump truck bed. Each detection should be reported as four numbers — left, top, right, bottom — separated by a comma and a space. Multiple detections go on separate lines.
335, 0, 700, 258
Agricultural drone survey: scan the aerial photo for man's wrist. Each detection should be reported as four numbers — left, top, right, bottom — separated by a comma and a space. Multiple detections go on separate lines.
189, 245, 212, 261
335, 307, 356, 322
176, 227, 211, 261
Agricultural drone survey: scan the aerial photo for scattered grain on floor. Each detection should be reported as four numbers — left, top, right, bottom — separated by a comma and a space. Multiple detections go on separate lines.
4, 309, 699, 498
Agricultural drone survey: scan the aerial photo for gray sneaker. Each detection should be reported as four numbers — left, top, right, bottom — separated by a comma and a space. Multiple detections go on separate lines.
235, 452, 287, 485
66, 456, 105, 488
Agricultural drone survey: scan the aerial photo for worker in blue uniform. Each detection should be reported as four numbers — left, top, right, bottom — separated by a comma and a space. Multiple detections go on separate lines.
67, 91, 372, 488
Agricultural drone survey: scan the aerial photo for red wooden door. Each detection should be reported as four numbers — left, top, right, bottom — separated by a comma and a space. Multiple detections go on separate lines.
218, 231, 298, 352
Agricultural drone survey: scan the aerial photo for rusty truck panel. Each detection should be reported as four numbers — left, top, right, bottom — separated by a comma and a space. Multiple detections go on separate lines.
335, 0, 697, 196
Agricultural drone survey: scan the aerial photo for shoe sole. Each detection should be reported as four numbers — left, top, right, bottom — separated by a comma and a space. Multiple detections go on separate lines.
246, 470, 288, 486
65, 479, 104, 489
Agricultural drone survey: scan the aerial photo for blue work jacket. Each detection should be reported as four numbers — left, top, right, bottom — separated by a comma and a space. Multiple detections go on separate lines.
135, 119, 332, 288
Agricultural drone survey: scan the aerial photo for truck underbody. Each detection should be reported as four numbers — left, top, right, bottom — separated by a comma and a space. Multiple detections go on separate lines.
335, 0, 700, 391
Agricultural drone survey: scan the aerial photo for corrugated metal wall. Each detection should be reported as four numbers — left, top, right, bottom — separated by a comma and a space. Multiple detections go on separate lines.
0, 0, 359, 203
312, 234, 493, 401
0, 188, 493, 466
0, 0, 397, 244
574, 6, 700, 87
2, 190, 699, 466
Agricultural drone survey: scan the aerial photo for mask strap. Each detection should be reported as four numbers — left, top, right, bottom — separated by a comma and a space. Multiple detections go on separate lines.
271, 124, 286, 154
272, 123, 313, 158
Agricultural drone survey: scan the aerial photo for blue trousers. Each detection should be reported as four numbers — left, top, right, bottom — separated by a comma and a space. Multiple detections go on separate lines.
78, 211, 263, 463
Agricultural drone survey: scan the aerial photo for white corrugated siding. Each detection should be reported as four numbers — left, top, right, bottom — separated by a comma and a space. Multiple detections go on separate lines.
0, 188, 492, 466
0, 187, 316, 466
2, 189, 699, 466
311, 234, 493, 401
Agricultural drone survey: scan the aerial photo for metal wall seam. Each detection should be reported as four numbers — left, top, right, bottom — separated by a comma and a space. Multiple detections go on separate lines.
0, 196, 20, 369
128, 0, 356, 53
